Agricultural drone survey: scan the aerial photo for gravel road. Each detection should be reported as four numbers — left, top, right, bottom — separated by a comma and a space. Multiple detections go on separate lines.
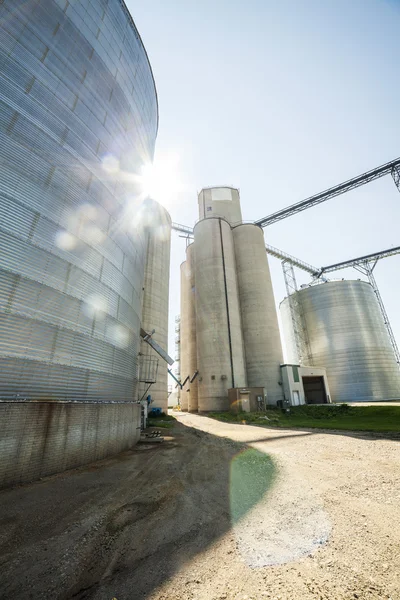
0, 413, 399, 600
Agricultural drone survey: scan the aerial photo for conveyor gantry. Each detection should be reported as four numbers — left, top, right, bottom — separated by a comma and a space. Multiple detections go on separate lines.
255, 156, 400, 227
171, 156, 400, 234
315, 245, 400, 277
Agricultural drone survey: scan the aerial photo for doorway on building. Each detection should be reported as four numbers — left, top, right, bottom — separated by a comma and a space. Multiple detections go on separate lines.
292, 390, 301, 406
240, 392, 250, 413
302, 376, 327, 404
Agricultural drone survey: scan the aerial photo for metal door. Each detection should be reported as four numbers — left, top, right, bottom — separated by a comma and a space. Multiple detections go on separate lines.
240, 393, 250, 412
302, 376, 327, 404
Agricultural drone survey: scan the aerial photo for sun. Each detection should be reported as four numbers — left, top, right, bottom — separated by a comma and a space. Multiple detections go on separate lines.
138, 152, 182, 209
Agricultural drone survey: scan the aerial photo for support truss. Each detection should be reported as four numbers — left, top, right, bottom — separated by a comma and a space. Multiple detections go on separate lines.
353, 262, 400, 367
266, 244, 318, 274
282, 261, 312, 365
391, 165, 400, 193
172, 222, 194, 235
316, 245, 400, 277
256, 156, 400, 227
172, 158, 400, 234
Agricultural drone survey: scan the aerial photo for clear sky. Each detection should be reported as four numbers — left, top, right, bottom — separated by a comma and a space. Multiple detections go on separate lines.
127, 0, 400, 360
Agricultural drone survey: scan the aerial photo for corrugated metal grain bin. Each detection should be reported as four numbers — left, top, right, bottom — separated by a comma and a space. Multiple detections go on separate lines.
280, 280, 400, 402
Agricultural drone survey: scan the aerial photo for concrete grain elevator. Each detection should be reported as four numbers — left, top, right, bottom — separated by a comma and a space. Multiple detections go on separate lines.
180, 187, 284, 411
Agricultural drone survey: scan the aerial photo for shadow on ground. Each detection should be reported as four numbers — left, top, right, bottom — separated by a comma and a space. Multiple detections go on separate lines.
0, 420, 279, 600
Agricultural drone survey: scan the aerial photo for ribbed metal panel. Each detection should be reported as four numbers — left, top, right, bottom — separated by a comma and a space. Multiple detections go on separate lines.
138, 201, 171, 413
280, 281, 400, 402
0, 0, 158, 401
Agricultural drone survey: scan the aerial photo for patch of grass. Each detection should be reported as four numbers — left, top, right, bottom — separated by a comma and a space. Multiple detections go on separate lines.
148, 412, 175, 420
208, 404, 400, 433
147, 415, 176, 429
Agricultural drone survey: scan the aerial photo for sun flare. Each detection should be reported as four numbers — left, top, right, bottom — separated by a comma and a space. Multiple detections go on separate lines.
138, 152, 182, 208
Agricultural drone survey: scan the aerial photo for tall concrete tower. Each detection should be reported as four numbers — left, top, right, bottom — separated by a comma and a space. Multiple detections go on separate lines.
194, 217, 247, 411
233, 224, 284, 404
186, 244, 199, 412
179, 260, 189, 412
198, 187, 242, 224
181, 186, 284, 412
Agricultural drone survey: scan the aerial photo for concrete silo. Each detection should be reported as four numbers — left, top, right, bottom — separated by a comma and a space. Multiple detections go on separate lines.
233, 224, 284, 405
186, 244, 199, 412
198, 187, 242, 224
139, 202, 172, 413
280, 280, 400, 402
179, 260, 189, 411
194, 217, 247, 411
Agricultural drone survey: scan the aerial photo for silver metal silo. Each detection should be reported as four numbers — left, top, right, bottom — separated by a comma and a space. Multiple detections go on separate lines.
139, 202, 171, 413
280, 280, 400, 402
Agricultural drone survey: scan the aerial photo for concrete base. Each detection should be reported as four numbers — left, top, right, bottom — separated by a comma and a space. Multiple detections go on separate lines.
0, 401, 141, 489
198, 397, 230, 412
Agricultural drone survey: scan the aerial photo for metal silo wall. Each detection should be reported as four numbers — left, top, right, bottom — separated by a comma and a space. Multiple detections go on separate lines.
139, 202, 171, 413
233, 224, 284, 405
186, 243, 198, 412
0, 0, 158, 402
179, 261, 189, 411
194, 218, 247, 411
281, 281, 400, 402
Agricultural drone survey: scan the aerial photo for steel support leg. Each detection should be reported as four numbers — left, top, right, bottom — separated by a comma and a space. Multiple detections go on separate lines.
282, 261, 312, 365
391, 165, 400, 193
356, 261, 400, 368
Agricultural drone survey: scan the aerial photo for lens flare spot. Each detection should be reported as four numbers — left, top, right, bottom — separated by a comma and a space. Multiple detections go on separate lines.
107, 324, 131, 348
230, 447, 330, 567
84, 224, 105, 245
79, 203, 98, 221
55, 231, 77, 251
83, 294, 108, 320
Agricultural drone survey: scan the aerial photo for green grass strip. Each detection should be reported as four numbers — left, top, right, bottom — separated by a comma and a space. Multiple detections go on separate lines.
208, 404, 400, 433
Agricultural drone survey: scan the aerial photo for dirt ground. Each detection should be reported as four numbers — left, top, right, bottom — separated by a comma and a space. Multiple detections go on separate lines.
1, 413, 399, 600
